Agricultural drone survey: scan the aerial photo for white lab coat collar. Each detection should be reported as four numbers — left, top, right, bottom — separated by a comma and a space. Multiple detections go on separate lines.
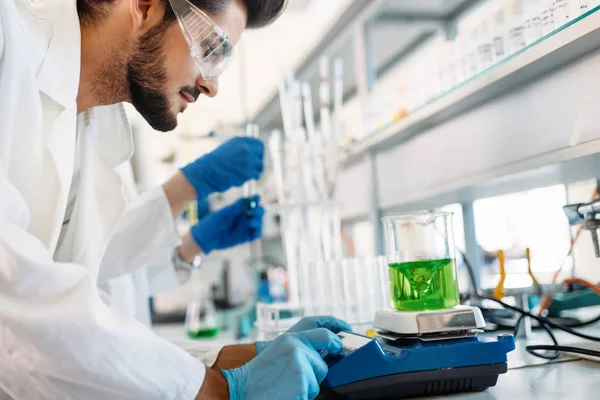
34, 0, 134, 172
33, 0, 135, 168
84, 104, 135, 168
24, 0, 82, 251
34, 0, 81, 110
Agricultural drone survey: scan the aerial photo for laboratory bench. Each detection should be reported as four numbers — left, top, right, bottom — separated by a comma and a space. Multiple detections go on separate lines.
153, 322, 251, 358
445, 360, 599, 400
154, 321, 600, 400
431, 331, 600, 400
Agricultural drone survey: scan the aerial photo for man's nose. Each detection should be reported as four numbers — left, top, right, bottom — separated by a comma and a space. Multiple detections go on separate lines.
196, 75, 219, 98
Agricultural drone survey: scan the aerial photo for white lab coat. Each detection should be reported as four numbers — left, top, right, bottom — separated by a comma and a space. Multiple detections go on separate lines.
0, 0, 215, 398
80, 118, 183, 327
103, 256, 186, 326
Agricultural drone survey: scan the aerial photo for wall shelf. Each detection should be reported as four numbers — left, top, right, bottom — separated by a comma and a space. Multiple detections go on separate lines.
251, 0, 480, 132
341, 6, 600, 164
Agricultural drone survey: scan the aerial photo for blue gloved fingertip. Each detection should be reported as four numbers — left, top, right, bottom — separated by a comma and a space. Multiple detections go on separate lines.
253, 206, 265, 217
255, 340, 270, 354
248, 219, 262, 228
340, 322, 353, 333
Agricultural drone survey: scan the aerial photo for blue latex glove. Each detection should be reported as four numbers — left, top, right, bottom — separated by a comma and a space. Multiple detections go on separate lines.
181, 137, 264, 197
223, 328, 343, 400
190, 195, 264, 254
256, 316, 351, 354
287, 316, 352, 334
255, 341, 269, 354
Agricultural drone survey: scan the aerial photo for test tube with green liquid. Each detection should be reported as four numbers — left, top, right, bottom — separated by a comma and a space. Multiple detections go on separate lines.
382, 212, 460, 312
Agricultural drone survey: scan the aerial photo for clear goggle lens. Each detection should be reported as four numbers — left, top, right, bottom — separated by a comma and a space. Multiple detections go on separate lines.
170, 0, 235, 80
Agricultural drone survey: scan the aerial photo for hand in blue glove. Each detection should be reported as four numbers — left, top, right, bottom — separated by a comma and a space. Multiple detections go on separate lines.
256, 315, 351, 354
190, 195, 264, 254
181, 137, 264, 198
288, 316, 352, 334
223, 328, 343, 400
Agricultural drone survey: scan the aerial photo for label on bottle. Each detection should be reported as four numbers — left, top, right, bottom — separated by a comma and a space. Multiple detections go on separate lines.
465, 51, 478, 76
493, 36, 505, 58
541, 8, 556, 36
578, 1, 591, 14
509, 26, 526, 52
478, 43, 494, 69
528, 14, 542, 42
532, 15, 542, 30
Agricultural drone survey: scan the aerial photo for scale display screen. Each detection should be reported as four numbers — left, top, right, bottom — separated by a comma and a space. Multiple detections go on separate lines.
338, 332, 373, 352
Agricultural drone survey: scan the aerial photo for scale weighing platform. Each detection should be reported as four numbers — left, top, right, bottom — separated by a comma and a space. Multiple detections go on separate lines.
318, 306, 516, 400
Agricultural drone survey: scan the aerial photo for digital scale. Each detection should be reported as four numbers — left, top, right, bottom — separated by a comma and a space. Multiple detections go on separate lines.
318, 306, 515, 400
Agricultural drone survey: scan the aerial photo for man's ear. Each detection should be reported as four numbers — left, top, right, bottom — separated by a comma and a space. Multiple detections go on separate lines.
129, 0, 164, 31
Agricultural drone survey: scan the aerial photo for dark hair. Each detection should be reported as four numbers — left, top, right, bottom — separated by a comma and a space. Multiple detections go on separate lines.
77, 0, 287, 29
77, 0, 113, 26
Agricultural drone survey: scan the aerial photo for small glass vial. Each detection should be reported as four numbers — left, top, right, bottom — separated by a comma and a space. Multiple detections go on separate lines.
453, 37, 467, 84
492, 8, 508, 61
508, 0, 527, 54
464, 29, 479, 78
477, 20, 495, 71
439, 41, 457, 92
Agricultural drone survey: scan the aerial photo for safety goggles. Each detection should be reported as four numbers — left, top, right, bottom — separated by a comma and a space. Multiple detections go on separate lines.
168, 0, 236, 80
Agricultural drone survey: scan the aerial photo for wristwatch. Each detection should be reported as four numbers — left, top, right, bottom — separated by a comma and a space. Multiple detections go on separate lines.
171, 248, 202, 271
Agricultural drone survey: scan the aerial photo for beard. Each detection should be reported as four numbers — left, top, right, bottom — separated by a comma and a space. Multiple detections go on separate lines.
126, 21, 177, 132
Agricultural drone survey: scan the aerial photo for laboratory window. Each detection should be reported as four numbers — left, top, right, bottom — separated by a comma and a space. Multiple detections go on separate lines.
473, 185, 572, 289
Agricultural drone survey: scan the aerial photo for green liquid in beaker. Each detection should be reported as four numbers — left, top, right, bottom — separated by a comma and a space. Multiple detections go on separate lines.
389, 258, 460, 311
187, 327, 220, 339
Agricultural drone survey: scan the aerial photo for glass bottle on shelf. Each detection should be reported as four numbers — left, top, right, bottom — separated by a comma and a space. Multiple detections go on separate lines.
477, 20, 495, 71
492, 7, 508, 62
508, 0, 527, 55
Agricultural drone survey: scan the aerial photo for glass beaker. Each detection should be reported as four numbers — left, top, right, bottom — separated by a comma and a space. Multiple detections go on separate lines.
382, 211, 460, 311
185, 281, 220, 339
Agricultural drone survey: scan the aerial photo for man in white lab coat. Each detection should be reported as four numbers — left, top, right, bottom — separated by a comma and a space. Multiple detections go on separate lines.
0, 0, 350, 399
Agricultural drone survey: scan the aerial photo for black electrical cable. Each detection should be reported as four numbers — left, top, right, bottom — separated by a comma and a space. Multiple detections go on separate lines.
485, 295, 600, 342
568, 314, 600, 328
525, 345, 600, 359
458, 249, 600, 360
513, 314, 560, 360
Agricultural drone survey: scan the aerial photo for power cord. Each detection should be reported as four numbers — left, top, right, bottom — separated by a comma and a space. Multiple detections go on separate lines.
570, 314, 600, 328
459, 250, 600, 360
513, 314, 559, 360
525, 345, 600, 359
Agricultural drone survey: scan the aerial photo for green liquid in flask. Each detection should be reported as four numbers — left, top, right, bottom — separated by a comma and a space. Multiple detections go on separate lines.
389, 258, 460, 311
187, 327, 220, 339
